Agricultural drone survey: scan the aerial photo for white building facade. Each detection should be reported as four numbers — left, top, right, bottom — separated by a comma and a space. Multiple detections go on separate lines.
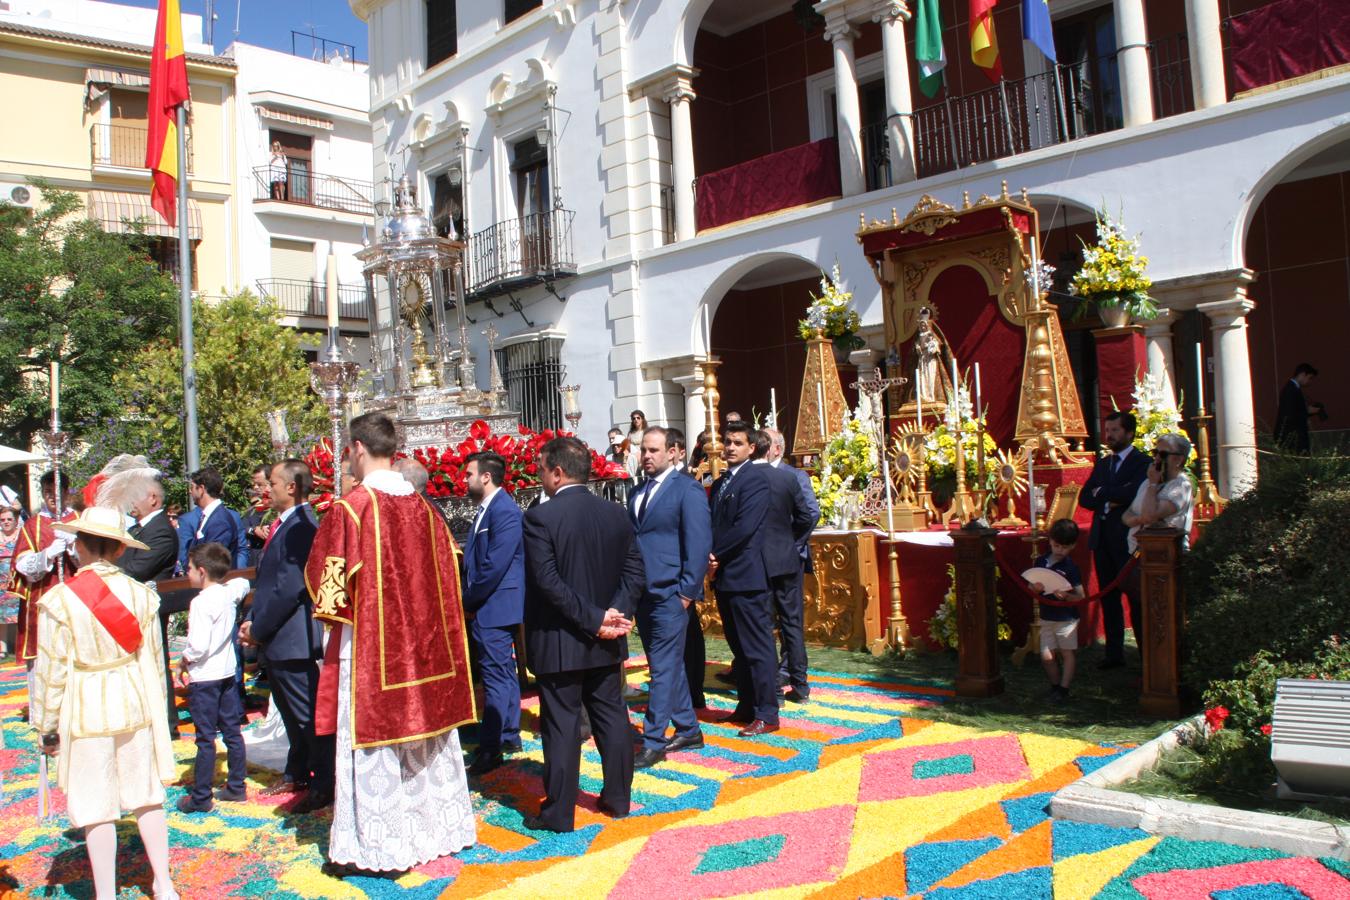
225, 40, 374, 351
350, 0, 1350, 496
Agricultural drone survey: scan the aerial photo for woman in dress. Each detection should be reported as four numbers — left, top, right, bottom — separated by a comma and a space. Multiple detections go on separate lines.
0, 507, 20, 657
269, 140, 289, 200
624, 410, 648, 480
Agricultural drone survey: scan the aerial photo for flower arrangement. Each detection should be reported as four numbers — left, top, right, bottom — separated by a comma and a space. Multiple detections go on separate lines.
798, 264, 864, 353
921, 389, 998, 486
1122, 375, 1197, 467
809, 411, 878, 526
927, 563, 1011, 650
301, 420, 627, 510
1069, 210, 1157, 320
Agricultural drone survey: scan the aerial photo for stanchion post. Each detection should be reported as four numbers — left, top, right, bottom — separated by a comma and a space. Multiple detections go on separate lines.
952, 522, 1004, 697
1137, 527, 1186, 718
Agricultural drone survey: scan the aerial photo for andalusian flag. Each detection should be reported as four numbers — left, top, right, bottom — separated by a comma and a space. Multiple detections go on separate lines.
146, 0, 189, 225
914, 0, 947, 98
969, 0, 1002, 82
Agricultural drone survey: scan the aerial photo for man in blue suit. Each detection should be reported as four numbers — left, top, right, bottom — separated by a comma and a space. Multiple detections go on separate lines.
186, 466, 247, 567
709, 422, 780, 736
629, 427, 712, 768
1079, 411, 1151, 668
239, 459, 332, 810
462, 451, 525, 776
762, 428, 819, 703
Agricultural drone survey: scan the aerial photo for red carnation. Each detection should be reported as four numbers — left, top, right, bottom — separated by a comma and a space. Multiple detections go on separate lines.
1260, 723, 1272, 736
1204, 706, 1229, 732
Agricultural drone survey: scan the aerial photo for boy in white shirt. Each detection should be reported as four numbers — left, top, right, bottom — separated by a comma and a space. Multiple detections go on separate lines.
177, 542, 251, 812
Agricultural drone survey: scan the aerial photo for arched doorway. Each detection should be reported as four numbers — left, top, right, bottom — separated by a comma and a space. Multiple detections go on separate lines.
1243, 135, 1350, 448
706, 255, 843, 453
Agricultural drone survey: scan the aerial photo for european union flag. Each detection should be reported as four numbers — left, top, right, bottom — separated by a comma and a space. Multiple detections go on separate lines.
1023, 0, 1057, 63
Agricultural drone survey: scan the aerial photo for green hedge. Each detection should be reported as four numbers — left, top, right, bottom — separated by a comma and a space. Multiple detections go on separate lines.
1183, 451, 1350, 689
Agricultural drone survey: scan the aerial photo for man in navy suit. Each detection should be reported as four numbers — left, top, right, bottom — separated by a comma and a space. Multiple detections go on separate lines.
1079, 411, 1151, 668
239, 459, 332, 810
521, 437, 645, 833
462, 451, 525, 776
187, 466, 248, 568
708, 422, 781, 736
762, 428, 820, 703
667, 428, 708, 709
629, 427, 712, 769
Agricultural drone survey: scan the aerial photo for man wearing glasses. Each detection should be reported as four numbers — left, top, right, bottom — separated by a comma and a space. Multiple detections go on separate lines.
1123, 433, 1195, 556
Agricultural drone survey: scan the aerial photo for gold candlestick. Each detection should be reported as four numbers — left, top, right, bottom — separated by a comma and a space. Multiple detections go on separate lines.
1192, 409, 1226, 527
701, 358, 725, 481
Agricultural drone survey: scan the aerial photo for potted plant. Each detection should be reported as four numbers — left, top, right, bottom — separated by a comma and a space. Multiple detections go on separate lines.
1069, 210, 1157, 326
799, 264, 864, 360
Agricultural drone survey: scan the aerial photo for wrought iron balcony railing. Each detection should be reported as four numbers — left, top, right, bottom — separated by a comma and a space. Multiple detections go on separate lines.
256, 277, 369, 320
252, 166, 374, 216
466, 207, 577, 298
90, 123, 193, 173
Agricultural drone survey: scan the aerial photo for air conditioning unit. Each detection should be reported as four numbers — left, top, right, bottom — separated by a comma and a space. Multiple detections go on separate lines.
0, 182, 38, 209
1271, 677, 1350, 801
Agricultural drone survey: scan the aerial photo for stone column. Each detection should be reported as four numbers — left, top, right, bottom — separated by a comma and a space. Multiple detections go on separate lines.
826, 23, 867, 197
1143, 309, 1178, 404
666, 78, 698, 241
1197, 297, 1258, 496
874, 0, 916, 184
1114, 0, 1155, 127
674, 368, 709, 441
1185, 0, 1226, 110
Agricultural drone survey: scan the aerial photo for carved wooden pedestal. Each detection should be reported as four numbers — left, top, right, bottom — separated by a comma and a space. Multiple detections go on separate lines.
1137, 528, 1186, 718
952, 525, 1005, 697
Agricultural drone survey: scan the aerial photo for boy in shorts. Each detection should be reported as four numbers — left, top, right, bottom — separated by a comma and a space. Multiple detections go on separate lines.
1035, 519, 1084, 703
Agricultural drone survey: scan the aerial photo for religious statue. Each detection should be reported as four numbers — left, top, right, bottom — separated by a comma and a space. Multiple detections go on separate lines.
910, 307, 953, 406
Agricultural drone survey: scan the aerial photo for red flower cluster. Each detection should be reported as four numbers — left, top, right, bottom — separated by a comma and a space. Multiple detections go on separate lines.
413, 420, 625, 498
1203, 705, 1229, 732
1260, 723, 1273, 737
305, 437, 338, 512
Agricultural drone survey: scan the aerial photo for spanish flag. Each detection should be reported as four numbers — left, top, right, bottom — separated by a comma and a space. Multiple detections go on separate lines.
146, 0, 189, 225
969, 0, 1002, 83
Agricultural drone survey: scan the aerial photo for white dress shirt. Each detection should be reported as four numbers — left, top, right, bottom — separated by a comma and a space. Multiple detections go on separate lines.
182, 577, 251, 682
195, 498, 222, 539
635, 465, 674, 518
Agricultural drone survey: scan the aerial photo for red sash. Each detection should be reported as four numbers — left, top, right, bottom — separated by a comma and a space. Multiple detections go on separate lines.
68, 570, 142, 655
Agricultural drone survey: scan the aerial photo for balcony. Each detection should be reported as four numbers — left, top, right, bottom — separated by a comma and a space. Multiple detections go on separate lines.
465, 208, 577, 299
695, 137, 841, 232
1226, 0, 1350, 96
90, 123, 193, 173
252, 166, 374, 217
256, 277, 369, 321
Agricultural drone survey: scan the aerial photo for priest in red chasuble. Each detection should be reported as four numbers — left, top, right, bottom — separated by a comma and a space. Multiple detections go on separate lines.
13, 470, 77, 714
305, 412, 477, 872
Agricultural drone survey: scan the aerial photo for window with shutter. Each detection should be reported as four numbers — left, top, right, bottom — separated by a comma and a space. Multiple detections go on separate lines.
426, 1, 457, 68
504, 0, 541, 25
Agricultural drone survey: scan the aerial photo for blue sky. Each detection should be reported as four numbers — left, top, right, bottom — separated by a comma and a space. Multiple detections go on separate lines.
115, 0, 368, 58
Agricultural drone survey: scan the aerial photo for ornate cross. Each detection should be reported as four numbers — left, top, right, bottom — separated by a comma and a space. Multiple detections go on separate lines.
850, 372, 907, 443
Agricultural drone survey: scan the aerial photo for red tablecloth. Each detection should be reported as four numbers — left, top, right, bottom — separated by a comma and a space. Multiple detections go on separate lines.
871, 526, 1102, 650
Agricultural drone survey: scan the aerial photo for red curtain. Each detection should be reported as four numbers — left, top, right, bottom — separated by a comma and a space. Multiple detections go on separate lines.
1094, 327, 1147, 425
1229, 0, 1350, 94
695, 138, 842, 232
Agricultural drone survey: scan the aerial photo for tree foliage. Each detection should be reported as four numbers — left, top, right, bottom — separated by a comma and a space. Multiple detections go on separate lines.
110, 291, 327, 510
0, 181, 178, 448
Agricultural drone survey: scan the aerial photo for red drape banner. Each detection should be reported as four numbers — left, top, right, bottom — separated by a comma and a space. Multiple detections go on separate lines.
1093, 325, 1147, 425
695, 138, 842, 232
1229, 0, 1350, 94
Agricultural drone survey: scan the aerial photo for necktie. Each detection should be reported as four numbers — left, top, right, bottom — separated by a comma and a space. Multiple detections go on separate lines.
129, 523, 144, 539
636, 478, 654, 522
1110, 454, 1121, 477
470, 504, 487, 547
262, 518, 281, 552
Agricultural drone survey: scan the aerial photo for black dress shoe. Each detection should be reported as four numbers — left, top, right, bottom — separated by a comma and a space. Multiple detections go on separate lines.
501, 740, 524, 754
176, 796, 213, 813
260, 779, 304, 797
713, 671, 737, 686
718, 709, 754, 725
597, 798, 629, 818
665, 731, 705, 753
215, 786, 247, 802
521, 815, 571, 833
784, 688, 810, 704
634, 748, 665, 769
291, 789, 334, 814
737, 720, 780, 737
468, 751, 504, 777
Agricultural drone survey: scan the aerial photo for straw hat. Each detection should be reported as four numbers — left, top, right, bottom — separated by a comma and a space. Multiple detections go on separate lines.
54, 506, 149, 551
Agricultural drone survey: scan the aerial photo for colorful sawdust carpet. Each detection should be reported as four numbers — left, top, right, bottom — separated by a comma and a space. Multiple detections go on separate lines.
1, 658, 1346, 897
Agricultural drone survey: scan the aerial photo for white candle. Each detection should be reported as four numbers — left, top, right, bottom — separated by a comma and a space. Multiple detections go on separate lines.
1030, 235, 1042, 299
50, 361, 59, 430
816, 383, 826, 439
1026, 445, 1036, 526
326, 249, 340, 330
950, 356, 961, 424
974, 362, 983, 421
702, 306, 712, 357
915, 367, 922, 429
1194, 342, 1205, 411
882, 454, 897, 536
769, 388, 777, 428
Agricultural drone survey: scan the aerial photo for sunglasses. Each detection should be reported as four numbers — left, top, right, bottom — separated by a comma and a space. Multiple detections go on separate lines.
1152, 450, 1179, 457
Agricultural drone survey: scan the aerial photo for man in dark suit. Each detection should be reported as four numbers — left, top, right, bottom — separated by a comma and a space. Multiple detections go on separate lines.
118, 477, 179, 584
1079, 411, 1151, 668
521, 437, 645, 833
462, 451, 526, 776
666, 428, 708, 709
1273, 362, 1321, 453
709, 422, 781, 736
629, 427, 711, 769
761, 428, 820, 703
241, 464, 272, 568
239, 459, 331, 810
187, 466, 248, 568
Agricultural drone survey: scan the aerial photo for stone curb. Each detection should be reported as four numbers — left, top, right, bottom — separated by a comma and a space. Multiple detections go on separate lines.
1049, 715, 1350, 861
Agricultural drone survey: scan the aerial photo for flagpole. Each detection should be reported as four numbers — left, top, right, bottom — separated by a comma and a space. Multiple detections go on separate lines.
177, 104, 200, 471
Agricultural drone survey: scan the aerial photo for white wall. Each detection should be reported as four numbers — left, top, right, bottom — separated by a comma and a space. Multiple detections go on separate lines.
0, 0, 211, 53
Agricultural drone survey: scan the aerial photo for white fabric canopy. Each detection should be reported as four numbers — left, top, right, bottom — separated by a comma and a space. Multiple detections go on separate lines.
0, 445, 45, 470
